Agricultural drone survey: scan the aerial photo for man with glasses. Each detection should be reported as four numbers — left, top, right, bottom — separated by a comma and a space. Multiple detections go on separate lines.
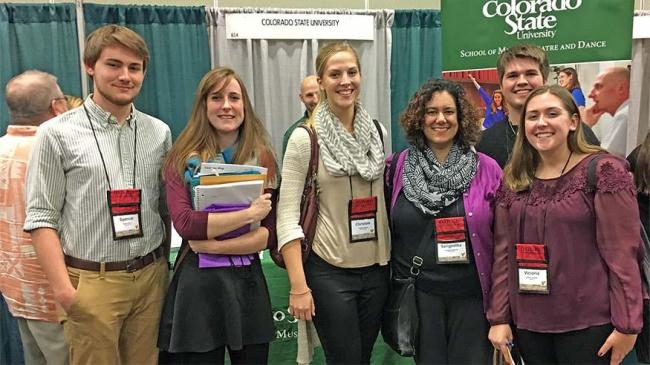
0, 70, 69, 365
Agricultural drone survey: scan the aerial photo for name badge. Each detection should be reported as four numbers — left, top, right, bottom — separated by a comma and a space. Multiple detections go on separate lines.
107, 189, 144, 240
348, 196, 378, 243
434, 216, 469, 264
516, 243, 549, 294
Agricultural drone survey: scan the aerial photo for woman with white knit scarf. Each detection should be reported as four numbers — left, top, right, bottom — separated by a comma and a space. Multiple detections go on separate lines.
276, 42, 389, 364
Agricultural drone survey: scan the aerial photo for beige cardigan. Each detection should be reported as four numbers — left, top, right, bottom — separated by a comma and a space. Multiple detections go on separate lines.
276, 126, 390, 364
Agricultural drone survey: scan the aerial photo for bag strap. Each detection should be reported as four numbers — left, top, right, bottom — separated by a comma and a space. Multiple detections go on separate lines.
173, 240, 191, 271
640, 220, 650, 292
392, 150, 408, 210
493, 347, 515, 365
385, 152, 399, 217
373, 119, 384, 146
409, 219, 435, 278
587, 153, 606, 191
298, 124, 319, 182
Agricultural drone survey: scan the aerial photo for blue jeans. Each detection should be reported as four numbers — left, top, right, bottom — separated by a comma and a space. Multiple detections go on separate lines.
0, 295, 24, 365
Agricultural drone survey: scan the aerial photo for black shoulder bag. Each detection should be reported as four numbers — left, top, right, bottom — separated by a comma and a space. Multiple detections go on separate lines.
382, 219, 434, 357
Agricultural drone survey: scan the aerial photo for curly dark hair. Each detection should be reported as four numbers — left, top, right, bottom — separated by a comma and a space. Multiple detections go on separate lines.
400, 79, 481, 152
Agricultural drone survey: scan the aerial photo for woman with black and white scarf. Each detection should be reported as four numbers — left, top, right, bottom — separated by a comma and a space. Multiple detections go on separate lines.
388, 79, 502, 364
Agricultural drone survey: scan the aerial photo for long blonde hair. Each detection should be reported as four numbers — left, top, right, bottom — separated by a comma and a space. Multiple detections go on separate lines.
504, 85, 602, 192
165, 67, 276, 182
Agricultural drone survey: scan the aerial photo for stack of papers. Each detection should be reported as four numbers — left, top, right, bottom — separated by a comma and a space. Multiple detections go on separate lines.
193, 162, 267, 210
192, 163, 267, 269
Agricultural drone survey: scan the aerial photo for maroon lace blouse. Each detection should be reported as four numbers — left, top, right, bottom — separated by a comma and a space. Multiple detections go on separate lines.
487, 153, 643, 334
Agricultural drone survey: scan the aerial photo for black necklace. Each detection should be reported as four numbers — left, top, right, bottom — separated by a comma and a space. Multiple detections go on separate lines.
559, 151, 573, 176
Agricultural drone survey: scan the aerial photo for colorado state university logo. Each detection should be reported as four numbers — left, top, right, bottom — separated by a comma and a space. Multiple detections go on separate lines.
482, 0, 583, 37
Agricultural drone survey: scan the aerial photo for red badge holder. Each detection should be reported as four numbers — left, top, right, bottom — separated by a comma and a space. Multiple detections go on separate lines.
348, 196, 378, 243
515, 243, 550, 294
434, 216, 470, 264
107, 189, 144, 240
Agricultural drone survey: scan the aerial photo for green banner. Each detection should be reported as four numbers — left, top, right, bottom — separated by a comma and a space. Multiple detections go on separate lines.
441, 0, 634, 71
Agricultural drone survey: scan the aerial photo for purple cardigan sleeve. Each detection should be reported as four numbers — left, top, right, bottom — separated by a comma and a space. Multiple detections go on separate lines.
467, 153, 503, 311
164, 166, 210, 240
594, 156, 643, 333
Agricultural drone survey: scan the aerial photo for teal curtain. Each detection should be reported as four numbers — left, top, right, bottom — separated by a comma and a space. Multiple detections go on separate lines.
390, 9, 442, 152
0, 3, 81, 135
84, 5, 211, 140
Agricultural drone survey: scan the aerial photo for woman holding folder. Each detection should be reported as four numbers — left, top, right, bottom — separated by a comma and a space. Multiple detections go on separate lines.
158, 67, 278, 364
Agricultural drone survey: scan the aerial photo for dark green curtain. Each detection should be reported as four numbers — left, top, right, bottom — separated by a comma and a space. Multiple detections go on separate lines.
390, 9, 442, 152
84, 5, 211, 140
0, 3, 81, 135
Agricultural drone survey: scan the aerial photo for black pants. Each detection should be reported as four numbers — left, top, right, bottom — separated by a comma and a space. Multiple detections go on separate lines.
158, 343, 269, 365
305, 253, 389, 365
515, 324, 613, 364
414, 289, 491, 364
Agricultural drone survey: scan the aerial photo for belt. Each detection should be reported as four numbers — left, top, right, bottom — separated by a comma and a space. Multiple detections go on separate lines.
65, 245, 165, 273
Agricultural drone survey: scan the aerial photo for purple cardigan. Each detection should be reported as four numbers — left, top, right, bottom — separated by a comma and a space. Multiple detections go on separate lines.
387, 150, 503, 310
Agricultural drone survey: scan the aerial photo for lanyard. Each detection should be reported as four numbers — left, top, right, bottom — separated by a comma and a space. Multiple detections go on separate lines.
518, 151, 573, 244
348, 176, 373, 199
505, 119, 517, 162
84, 105, 138, 190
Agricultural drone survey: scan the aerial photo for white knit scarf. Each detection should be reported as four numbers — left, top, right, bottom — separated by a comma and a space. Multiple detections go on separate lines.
314, 99, 384, 181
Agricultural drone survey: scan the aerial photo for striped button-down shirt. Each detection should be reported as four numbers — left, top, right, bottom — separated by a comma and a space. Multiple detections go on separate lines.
24, 97, 172, 262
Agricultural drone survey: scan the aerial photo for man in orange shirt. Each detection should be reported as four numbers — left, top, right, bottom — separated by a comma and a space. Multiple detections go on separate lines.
0, 70, 68, 364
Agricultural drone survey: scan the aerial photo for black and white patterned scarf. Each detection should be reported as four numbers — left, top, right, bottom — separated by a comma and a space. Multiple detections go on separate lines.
314, 99, 384, 181
403, 142, 478, 215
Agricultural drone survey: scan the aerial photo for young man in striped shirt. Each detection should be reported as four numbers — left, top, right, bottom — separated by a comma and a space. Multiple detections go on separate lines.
24, 25, 172, 365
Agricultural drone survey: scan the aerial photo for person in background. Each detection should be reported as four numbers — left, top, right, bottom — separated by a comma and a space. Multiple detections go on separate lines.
476, 44, 599, 169
469, 73, 507, 129
158, 67, 277, 365
277, 41, 389, 364
64, 95, 83, 110
1, 70, 68, 365
389, 79, 502, 363
282, 75, 319, 158
488, 85, 642, 365
627, 130, 650, 235
24, 25, 172, 365
585, 67, 630, 157
557, 67, 586, 109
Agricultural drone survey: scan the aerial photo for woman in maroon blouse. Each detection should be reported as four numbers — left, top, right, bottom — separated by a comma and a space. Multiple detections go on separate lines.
487, 85, 643, 364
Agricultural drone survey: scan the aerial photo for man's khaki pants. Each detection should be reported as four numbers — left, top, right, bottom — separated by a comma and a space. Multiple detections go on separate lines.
59, 259, 167, 365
